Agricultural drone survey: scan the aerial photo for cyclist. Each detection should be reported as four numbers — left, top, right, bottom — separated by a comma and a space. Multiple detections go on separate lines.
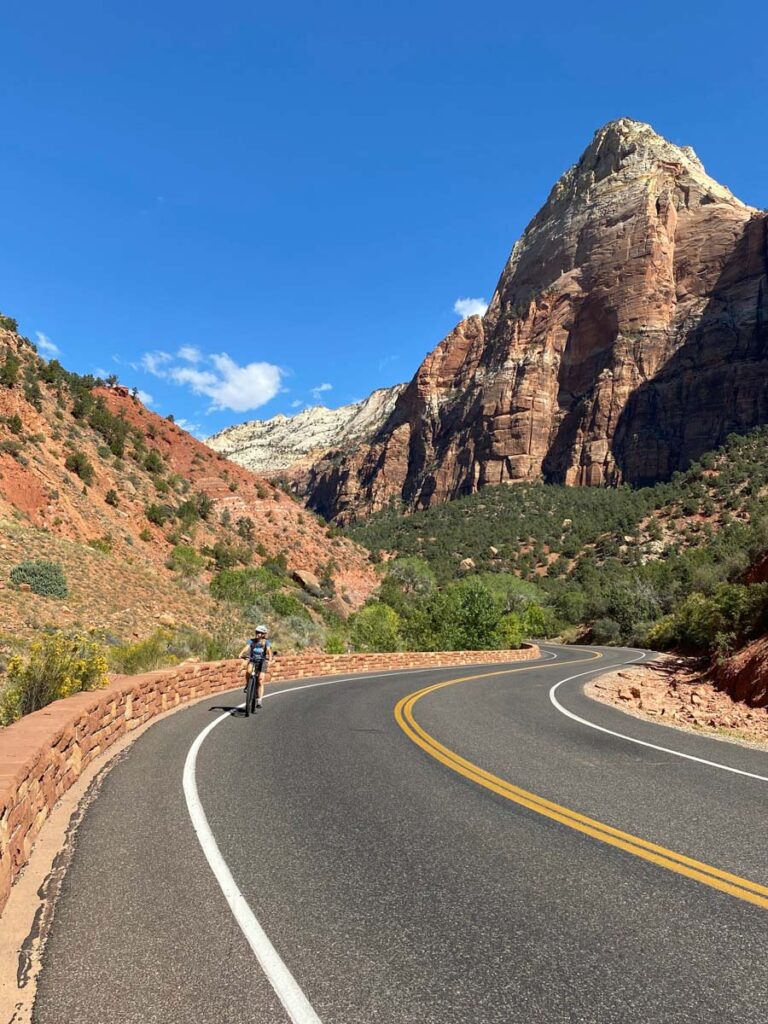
238, 624, 273, 710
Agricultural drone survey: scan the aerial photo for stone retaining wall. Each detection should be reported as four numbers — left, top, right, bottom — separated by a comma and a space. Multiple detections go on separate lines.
0, 645, 538, 915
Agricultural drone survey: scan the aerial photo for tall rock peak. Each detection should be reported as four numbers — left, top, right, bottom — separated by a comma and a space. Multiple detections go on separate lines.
301, 121, 767, 522
489, 119, 755, 315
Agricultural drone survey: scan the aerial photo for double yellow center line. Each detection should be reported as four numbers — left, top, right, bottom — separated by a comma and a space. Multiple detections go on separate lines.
394, 656, 768, 911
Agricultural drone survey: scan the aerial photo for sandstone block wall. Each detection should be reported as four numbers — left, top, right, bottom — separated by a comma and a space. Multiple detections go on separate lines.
0, 645, 538, 915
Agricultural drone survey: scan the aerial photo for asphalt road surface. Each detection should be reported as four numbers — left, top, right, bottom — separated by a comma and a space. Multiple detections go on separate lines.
34, 646, 768, 1023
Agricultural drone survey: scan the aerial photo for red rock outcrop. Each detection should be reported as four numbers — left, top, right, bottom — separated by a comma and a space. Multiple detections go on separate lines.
305, 119, 768, 521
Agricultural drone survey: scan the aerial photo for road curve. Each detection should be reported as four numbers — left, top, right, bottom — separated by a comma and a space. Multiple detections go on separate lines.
34, 646, 768, 1023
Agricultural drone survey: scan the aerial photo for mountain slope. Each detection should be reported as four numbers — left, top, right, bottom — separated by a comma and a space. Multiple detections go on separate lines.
0, 324, 376, 647
304, 119, 768, 522
348, 426, 768, 584
206, 384, 405, 480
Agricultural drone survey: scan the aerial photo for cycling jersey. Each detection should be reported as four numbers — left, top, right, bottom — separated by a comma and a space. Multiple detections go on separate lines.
248, 638, 272, 669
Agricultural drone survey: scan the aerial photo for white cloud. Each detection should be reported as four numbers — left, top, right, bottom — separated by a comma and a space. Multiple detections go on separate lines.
35, 331, 59, 356
454, 297, 488, 319
137, 390, 154, 406
290, 399, 304, 409
141, 347, 284, 413
94, 367, 108, 378
310, 382, 332, 403
142, 350, 173, 376
177, 345, 202, 363
171, 354, 282, 412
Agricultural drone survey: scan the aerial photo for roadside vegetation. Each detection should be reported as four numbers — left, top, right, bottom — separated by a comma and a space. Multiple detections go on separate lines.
0, 633, 108, 725
347, 563, 544, 652
347, 429, 768, 658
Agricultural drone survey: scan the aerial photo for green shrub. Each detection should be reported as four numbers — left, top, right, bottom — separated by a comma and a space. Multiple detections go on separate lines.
522, 603, 556, 638
444, 578, 505, 650
647, 583, 768, 653
0, 439, 23, 459
207, 539, 250, 571
324, 633, 346, 654
105, 488, 120, 507
198, 617, 244, 661
145, 503, 175, 526
0, 314, 19, 333
236, 516, 255, 542
268, 591, 309, 619
23, 379, 42, 410
262, 552, 288, 576
109, 630, 176, 674
65, 450, 94, 485
0, 633, 108, 724
194, 492, 215, 520
350, 604, 401, 652
319, 558, 338, 596
7, 413, 22, 435
0, 351, 21, 387
387, 557, 436, 598
591, 618, 622, 645
10, 560, 68, 597
210, 566, 284, 605
107, 621, 244, 674
378, 557, 437, 614
144, 449, 164, 474
276, 614, 325, 651
496, 612, 525, 649
139, 527, 152, 542
87, 535, 114, 554
167, 544, 205, 578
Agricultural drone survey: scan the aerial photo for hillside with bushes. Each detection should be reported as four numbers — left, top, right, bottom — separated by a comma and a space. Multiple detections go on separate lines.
347, 428, 768, 661
0, 317, 376, 692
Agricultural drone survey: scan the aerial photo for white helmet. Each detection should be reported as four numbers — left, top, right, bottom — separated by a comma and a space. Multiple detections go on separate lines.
254, 624, 268, 635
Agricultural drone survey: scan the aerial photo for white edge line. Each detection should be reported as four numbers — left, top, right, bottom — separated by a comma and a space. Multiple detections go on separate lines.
548, 648, 768, 783
182, 655, 550, 1024
183, 707, 322, 1024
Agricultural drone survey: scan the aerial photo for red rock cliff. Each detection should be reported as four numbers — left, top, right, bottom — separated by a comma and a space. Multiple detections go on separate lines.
305, 119, 768, 521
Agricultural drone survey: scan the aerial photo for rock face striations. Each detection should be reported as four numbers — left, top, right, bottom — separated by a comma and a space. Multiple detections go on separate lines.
304, 119, 768, 521
206, 385, 405, 483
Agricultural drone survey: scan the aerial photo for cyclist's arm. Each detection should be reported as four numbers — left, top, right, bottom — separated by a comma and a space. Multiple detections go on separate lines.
237, 643, 250, 660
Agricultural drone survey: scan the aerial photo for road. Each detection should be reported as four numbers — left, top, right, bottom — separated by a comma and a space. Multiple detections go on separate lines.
33, 646, 768, 1023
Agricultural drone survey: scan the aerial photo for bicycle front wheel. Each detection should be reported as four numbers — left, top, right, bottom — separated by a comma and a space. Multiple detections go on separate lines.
245, 675, 255, 717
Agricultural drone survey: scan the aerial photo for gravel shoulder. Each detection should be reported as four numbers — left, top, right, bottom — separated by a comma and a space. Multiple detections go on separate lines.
587, 654, 768, 751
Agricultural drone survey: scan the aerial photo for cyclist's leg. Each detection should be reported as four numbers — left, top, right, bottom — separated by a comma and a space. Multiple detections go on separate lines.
256, 667, 267, 706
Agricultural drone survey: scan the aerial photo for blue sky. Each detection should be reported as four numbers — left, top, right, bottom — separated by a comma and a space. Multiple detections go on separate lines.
2, 1, 766, 437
